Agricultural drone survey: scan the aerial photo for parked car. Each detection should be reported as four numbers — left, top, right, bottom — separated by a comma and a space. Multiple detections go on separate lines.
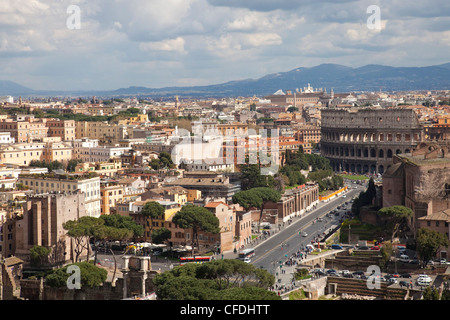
416, 275, 432, 286
388, 278, 398, 284
331, 244, 343, 250
399, 280, 409, 287
400, 273, 412, 278
357, 246, 369, 250
370, 246, 380, 250
399, 255, 410, 263
352, 271, 366, 279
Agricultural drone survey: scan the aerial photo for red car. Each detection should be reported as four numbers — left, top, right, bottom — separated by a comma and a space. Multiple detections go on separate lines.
370, 246, 380, 250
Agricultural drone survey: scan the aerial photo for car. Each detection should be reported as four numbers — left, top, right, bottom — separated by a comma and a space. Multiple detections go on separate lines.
243, 257, 251, 263
342, 272, 353, 278
352, 271, 365, 278
301, 232, 308, 237
440, 259, 449, 265
399, 280, 409, 287
416, 275, 432, 286
388, 278, 398, 284
392, 273, 400, 278
400, 273, 412, 278
409, 259, 419, 264
318, 217, 323, 222
357, 246, 369, 250
328, 271, 340, 277
311, 269, 326, 276
331, 244, 343, 250
427, 260, 435, 266
399, 255, 410, 263
370, 246, 380, 250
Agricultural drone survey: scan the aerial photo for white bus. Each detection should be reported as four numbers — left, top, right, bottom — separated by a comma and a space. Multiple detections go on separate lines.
238, 248, 255, 261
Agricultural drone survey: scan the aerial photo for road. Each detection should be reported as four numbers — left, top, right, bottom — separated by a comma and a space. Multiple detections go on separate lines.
250, 183, 365, 274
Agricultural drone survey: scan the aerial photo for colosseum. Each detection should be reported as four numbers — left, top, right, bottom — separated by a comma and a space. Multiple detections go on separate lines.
320, 108, 424, 175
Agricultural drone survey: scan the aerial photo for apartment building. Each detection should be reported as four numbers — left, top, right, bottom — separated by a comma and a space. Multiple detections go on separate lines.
0, 141, 73, 166
204, 201, 236, 253
17, 173, 101, 217
0, 118, 48, 143
72, 138, 131, 163
75, 121, 129, 145
100, 183, 124, 215
45, 119, 76, 141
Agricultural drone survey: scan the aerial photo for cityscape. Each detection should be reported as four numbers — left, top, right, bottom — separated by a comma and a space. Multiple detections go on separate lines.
1, 0, 450, 310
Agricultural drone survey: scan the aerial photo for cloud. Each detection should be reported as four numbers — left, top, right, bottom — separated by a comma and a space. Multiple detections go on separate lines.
0, 0, 448, 91
139, 37, 186, 53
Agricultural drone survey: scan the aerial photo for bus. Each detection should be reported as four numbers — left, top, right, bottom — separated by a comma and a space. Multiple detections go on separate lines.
180, 256, 213, 265
238, 248, 255, 261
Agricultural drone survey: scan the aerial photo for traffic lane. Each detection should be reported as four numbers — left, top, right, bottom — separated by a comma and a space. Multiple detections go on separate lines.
254, 190, 356, 264
253, 197, 354, 268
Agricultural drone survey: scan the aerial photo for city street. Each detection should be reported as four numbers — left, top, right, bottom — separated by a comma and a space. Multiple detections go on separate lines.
224, 182, 366, 287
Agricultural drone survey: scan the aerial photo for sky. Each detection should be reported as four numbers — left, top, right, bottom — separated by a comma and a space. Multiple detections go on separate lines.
1, 0, 450, 91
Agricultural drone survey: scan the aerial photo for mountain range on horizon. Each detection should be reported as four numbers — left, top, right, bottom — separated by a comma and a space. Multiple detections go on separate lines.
2, 62, 450, 98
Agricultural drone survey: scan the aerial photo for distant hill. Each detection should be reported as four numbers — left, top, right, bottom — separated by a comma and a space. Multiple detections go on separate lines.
3, 62, 450, 98
107, 63, 450, 97
0, 80, 35, 96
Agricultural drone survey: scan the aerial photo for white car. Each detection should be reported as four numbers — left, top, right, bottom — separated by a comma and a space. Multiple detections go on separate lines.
416, 274, 432, 286
244, 257, 251, 263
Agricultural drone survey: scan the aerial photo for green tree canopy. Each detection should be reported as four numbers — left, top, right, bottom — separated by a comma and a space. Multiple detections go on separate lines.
232, 187, 281, 232
141, 201, 165, 241
153, 259, 279, 300
377, 205, 413, 243
152, 227, 172, 244
29, 245, 51, 268
172, 204, 220, 255
45, 262, 107, 288
416, 227, 449, 267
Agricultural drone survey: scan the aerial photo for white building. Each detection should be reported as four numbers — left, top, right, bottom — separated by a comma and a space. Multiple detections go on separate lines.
73, 138, 131, 162
0, 132, 15, 144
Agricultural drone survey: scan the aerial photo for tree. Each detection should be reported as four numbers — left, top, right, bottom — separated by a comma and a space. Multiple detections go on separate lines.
232, 187, 281, 233
66, 159, 82, 172
63, 218, 92, 263
416, 228, 449, 267
153, 259, 279, 300
239, 164, 275, 190
377, 205, 413, 244
29, 245, 51, 268
423, 286, 440, 300
45, 262, 107, 288
141, 201, 165, 242
152, 227, 172, 244
172, 204, 220, 256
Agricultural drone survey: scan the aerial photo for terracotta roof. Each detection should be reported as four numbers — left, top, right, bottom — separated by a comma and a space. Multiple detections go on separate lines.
418, 209, 450, 222
205, 201, 228, 208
